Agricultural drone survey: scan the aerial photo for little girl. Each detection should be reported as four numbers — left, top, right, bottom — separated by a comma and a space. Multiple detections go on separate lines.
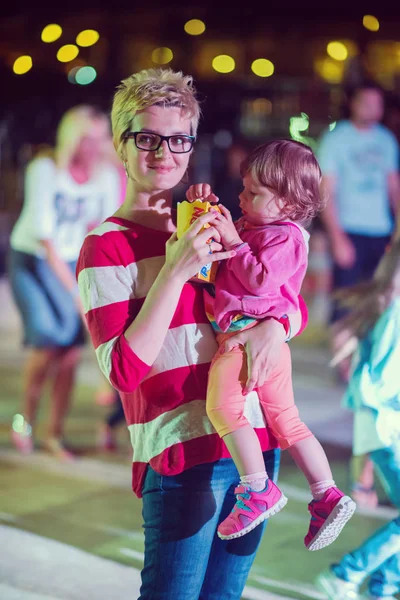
187, 139, 356, 550
317, 239, 400, 600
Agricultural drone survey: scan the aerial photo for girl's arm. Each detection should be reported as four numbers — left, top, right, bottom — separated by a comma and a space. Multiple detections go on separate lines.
224, 232, 305, 295
78, 213, 235, 393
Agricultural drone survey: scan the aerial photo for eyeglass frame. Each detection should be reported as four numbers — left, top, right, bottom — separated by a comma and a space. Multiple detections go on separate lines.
123, 131, 196, 154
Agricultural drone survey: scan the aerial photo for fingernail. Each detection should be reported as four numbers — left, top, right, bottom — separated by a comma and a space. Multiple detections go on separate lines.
230, 251, 236, 256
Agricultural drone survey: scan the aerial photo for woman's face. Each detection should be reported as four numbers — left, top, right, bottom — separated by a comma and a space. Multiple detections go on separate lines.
75, 118, 110, 168
123, 105, 193, 193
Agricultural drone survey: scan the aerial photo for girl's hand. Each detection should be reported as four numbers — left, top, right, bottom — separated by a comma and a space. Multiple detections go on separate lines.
186, 183, 219, 204
220, 318, 286, 394
165, 212, 235, 284
212, 204, 243, 250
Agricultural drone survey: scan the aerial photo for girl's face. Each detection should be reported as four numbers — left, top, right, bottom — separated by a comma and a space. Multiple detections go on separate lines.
123, 105, 193, 193
239, 173, 284, 225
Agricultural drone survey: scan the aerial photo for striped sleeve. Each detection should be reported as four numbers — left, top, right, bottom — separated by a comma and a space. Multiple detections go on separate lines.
76, 232, 151, 393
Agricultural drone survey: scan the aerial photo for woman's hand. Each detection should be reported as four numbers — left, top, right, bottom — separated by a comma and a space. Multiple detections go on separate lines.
220, 318, 286, 394
165, 212, 235, 284
186, 183, 219, 204
212, 204, 243, 250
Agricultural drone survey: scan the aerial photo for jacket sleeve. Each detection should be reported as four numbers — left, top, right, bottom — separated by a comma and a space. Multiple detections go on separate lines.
225, 230, 305, 295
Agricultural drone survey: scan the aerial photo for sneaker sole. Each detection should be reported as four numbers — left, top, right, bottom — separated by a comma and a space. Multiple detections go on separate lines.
306, 495, 356, 551
217, 493, 288, 541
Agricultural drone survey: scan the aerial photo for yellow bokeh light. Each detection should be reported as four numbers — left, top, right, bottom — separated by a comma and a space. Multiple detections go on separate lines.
327, 41, 348, 61
151, 47, 173, 65
57, 44, 79, 63
76, 29, 100, 47
212, 55, 235, 74
13, 55, 33, 75
41, 24, 62, 43
315, 58, 343, 84
363, 15, 380, 32
184, 19, 206, 35
251, 58, 274, 77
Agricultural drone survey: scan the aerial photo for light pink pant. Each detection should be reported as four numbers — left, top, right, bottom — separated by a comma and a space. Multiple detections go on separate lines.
206, 335, 312, 450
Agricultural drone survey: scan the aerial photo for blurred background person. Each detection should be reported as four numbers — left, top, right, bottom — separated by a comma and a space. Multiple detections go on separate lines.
7, 105, 120, 460
318, 80, 400, 363
317, 80, 400, 507
317, 238, 400, 600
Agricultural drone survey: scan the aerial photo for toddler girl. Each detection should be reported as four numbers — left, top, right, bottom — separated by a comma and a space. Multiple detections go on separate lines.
187, 139, 356, 550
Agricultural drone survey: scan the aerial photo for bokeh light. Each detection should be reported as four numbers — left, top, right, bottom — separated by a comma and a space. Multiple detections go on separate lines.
212, 55, 235, 73
75, 66, 97, 85
363, 15, 380, 32
41, 24, 62, 43
184, 19, 206, 35
76, 30, 100, 47
315, 57, 343, 83
13, 55, 33, 75
151, 47, 173, 65
251, 58, 274, 77
327, 41, 348, 61
57, 45, 79, 63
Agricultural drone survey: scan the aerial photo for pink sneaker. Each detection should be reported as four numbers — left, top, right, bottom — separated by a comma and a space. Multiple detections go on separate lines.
305, 487, 356, 551
217, 480, 287, 540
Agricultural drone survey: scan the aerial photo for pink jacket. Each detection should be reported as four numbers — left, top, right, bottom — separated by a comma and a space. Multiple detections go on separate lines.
213, 219, 309, 332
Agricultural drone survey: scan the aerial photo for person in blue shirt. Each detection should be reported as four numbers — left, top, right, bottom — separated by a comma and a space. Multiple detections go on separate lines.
318, 81, 400, 325
316, 238, 400, 600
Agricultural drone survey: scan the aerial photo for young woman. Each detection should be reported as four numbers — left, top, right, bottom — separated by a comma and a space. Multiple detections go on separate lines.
9, 105, 120, 459
77, 68, 307, 599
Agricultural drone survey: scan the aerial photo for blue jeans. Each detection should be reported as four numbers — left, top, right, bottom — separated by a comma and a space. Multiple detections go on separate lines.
139, 449, 280, 600
7, 249, 85, 348
330, 233, 391, 323
333, 445, 400, 597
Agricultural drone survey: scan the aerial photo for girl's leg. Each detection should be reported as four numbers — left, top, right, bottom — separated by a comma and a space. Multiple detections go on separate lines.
46, 346, 81, 460
12, 347, 57, 454
289, 437, 333, 485
351, 454, 378, 508
258, 343, 355, 550
139, 456, 256, 600
256, 344, 332, 485
200, 449, 281, 600
207, 346, 286, 540
207, 345, 267, 488
23, 348, 56, 427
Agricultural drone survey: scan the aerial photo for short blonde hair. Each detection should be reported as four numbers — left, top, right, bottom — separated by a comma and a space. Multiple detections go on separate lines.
55, 105, 109, 169
111, 68, 201, 158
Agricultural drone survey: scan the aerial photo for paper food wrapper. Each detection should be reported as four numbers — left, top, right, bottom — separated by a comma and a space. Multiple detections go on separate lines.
177, 199, 220, 283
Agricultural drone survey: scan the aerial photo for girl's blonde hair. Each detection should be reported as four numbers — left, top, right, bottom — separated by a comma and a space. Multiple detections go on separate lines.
111, 68, 201, 158
335, 239, 400, 339
55, 105, 109, 169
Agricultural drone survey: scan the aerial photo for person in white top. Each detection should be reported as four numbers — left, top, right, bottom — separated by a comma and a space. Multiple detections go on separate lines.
8, 105, 120, 459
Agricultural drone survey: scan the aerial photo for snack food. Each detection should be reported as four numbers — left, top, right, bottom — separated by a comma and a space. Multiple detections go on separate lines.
177, 199, 220, 283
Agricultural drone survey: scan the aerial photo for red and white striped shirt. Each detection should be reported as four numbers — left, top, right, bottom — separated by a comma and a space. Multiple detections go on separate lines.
77, 217, 301, 497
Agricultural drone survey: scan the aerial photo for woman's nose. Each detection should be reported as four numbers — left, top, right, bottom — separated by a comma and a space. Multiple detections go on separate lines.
155, 140, 170, 158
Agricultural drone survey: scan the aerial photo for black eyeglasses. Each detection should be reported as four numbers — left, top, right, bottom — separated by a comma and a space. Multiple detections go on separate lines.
123, 132, 195, 153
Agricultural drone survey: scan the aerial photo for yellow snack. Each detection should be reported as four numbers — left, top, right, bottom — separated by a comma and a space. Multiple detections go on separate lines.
177, 199, 220, 283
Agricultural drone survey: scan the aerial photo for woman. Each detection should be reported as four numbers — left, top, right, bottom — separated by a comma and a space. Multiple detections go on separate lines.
9, 105, 120, 460
77, 69, 307, 599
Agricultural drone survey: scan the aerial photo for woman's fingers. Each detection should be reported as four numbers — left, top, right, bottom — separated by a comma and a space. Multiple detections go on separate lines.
186, 211, 219, 236
186, 183, 213, 201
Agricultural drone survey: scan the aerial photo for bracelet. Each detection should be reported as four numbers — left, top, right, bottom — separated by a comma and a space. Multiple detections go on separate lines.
281, 314, 292, 342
